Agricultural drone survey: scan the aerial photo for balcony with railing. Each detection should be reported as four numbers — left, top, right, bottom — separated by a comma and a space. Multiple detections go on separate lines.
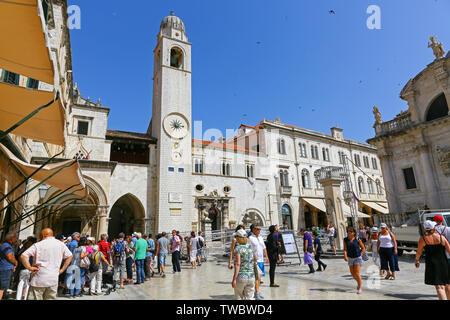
374, 112, 412, 136
280, 185, 292, 196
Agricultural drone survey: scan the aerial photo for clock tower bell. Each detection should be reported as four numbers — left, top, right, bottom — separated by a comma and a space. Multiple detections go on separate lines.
150, 12, 193, 233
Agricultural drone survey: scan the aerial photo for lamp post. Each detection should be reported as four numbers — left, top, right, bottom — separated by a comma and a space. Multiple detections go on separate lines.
36, 183, 49, 234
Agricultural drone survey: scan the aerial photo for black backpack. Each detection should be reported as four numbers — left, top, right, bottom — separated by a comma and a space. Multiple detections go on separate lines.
89, 252, 101, 273
197, 238, 204, 250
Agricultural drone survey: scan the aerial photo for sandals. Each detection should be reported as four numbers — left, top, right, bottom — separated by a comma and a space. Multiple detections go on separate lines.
389, 276, 395, 280
384, 274, 391, 280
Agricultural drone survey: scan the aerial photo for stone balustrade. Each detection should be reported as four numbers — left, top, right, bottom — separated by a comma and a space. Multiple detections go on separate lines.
374, 112, 412, 136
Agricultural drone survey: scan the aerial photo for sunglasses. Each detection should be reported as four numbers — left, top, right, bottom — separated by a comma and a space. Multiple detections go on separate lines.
255, 228, 261, 231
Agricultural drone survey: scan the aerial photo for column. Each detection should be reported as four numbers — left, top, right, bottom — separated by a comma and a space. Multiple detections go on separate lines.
97, 208, 109, 240
417, 145, 442, 208
379, 154, 400, 214
298, 200, 305, 230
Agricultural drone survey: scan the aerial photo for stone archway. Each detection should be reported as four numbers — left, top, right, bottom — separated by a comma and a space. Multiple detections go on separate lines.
37, 176, 107, 239
241, 209, 265, 228
108, 194, 145, 238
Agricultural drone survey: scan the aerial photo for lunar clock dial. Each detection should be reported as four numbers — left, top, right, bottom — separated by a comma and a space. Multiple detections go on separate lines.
172, 152, 182, 162
163, 113, 189, 139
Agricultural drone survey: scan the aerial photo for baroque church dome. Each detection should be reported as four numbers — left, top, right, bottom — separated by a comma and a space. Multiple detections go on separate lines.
160, 12, 185, 31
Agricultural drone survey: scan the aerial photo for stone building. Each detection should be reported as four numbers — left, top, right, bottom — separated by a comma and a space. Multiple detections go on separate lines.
368, 38, 450, 223
6, 11, 389, 239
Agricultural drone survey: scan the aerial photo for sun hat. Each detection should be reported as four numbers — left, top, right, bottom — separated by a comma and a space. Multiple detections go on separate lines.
371, 227, 378, 233
424, 220, 436, 230
380, 223, 387, 228
236, 229, 247, 238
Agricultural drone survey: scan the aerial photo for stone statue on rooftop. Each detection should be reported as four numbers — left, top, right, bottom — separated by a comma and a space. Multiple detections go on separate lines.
428, 36, 446, 60
373, 106, 382, 124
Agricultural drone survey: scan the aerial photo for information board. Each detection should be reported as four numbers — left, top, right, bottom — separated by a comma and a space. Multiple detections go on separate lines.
281, 232, 297, 254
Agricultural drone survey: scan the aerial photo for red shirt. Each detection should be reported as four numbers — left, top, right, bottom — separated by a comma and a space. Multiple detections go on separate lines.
98, 240, 110, 259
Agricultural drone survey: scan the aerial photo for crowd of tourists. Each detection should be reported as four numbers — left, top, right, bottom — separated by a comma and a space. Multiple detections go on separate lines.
1, 215, 449, 301
0, 228, 206, 300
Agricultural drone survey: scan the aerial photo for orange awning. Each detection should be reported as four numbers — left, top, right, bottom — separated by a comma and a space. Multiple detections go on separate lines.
0, 83, 65, 145
0, 143, 87, 198
0, 0, 54, 83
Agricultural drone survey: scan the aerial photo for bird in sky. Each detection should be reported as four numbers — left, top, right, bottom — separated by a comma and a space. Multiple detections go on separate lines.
329, 10, 335, 14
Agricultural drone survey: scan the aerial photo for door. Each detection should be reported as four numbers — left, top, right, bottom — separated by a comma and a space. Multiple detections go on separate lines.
62, 220, 81, 237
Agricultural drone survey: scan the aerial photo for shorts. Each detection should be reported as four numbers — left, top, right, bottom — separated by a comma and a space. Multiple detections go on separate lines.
159, 253, 168, 266
196, 248, 202, 257
0, 269, 12, 290
329, 237, 336, 247
347, 256, 363, 266
257, 262, 266, 277
28, 285, 58, 300
113, 260, 127, 281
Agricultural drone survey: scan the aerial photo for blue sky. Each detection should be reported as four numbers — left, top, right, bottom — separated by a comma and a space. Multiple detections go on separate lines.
68, 0, 449, 143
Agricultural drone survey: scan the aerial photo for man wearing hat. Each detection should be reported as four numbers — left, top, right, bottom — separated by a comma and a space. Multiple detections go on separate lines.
434, 216, 450, 264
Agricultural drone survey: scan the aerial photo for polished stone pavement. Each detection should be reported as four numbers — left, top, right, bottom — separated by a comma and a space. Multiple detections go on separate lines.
63, 251, 438, 300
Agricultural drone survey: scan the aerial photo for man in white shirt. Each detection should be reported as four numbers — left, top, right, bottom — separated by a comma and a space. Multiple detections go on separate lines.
327, 224, 337, 255
248, 225, 269, 300
21, 228, 73, 300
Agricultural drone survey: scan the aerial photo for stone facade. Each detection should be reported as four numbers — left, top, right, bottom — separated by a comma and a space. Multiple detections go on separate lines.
368, 44, 450, 220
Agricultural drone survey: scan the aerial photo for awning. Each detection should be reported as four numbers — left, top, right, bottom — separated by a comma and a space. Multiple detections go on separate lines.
303, 198, 326, 212
361, 201, 389, 214
0, 143, 87, 197
0, 83, 65, 145
342, 203, 371, 218
0, 0, 54, 83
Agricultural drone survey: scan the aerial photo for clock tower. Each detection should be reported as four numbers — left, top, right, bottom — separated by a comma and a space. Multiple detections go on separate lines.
150, 12, 193, 233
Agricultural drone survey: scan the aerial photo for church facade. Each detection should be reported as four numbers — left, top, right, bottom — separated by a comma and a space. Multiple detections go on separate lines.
18, 13, 388, 239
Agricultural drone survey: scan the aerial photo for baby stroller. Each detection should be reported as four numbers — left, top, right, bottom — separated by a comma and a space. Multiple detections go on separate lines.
102, 270, 116, 295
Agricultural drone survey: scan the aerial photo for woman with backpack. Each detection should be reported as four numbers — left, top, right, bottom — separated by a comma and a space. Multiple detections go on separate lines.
343, 226, 365, 294
89, 245, 111, 295
377, 223, 399, 280
65, 238, 88, 298
125, 235, 135, 284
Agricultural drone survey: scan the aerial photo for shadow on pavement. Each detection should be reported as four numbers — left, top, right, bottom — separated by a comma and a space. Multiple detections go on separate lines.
209, 294, 234, 300
383, 293, 437, 300
309, 288, 350, 293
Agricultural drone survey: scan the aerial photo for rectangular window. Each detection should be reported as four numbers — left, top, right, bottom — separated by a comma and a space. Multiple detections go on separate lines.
178, 168, 184, 173
222, 162, 231, 176
168, 167, 175, 172
194, 159, 203, 173
372, 158, 378, 170
403, 168, 417, 190
246, 164, 255, 178
355, 155, 361, 167
77, 121, 89, 135
363, 156, 370, 168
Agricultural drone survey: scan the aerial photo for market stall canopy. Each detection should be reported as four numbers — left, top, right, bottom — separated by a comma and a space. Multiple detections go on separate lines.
0, 0, 54, 83
361, 201, 389, 214
342, 203, 371, 218
0, 83, 65, 145
303, 198, 327, 212
0, 143, 87, 198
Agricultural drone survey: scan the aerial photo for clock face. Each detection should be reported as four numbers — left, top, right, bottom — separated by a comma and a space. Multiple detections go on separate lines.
163, 113, 189, 139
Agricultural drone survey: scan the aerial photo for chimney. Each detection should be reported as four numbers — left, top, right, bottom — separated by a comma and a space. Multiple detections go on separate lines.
331, 126, 343, 141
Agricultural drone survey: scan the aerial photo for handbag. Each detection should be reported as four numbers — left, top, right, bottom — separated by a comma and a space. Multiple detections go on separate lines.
303, 252, 314, 265
253, 262, 263, 280
80, 256, 91, 269
361, 251, 369, 261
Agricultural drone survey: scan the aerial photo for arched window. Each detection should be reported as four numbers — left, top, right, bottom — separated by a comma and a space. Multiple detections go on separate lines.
170, 47, 183, 69
279, 170, 289, 187
281, 205, 293, 230
322, 148, 330, 161
299, 143, 307, 158
278, 139, 286, 154
301, 169, 310, 188
358, 177, 365, 193
354, 154, 361, 167
367, 179, 374, 194
315, 174, 323, 190
375, 179, 383, 195
426, 93, 448, 122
